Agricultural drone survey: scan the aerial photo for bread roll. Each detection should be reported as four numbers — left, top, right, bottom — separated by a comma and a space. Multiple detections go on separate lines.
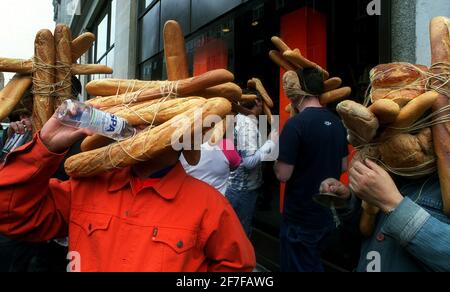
252, 78, 274, 108
164, 20, 190, 81
72, 64, 113, 75
269, 50, 297, 71
337, 100, 379, 146
54, 24, 73, 109
271, 36, 291, 53
65, 98, 232, 178
368, 99, 400, 124
32, 29, 56, 133
319, 87, 352, 105
323, 77, 342, 92
389, 91, 439, 130
71, 32, 96, 62
370, 63, 428, 88
0, 75, 33, 121
0, 58, 33, 74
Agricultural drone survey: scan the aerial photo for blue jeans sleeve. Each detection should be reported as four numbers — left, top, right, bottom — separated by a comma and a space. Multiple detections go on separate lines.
382, 197, 450, 272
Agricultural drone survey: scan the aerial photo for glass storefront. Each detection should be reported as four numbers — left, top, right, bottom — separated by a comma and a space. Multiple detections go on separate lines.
137, 0, 391, 271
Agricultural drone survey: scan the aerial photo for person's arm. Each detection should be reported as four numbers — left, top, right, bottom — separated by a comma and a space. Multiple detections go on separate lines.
220, 139, 241, 171
203, 198, 256, 272
274, 120, 299, 182
350, 159, 450, 272
0, 113, 92, 242
382, 198, 450, 272
0, 134, 71, 242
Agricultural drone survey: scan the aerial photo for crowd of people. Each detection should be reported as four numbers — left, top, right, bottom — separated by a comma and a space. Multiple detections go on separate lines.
0, 68, 449, 272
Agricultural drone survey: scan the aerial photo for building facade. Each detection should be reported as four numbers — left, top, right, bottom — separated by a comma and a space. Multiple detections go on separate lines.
53, 0, 449, 271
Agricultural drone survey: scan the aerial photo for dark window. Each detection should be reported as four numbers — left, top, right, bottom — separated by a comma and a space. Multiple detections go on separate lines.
191, 0, 242, 31
90, 0, 116, 81
140, 53, 164, 81
139, 2, 161, 62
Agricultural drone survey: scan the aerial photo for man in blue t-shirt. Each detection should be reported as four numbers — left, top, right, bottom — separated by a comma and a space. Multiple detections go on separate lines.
275, 68, 348, 272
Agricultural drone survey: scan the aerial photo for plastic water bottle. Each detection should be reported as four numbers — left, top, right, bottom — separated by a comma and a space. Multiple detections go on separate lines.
56, 100, 136, 141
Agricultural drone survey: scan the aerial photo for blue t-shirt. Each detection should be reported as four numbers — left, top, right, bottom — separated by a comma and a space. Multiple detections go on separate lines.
278, 107, 348, 228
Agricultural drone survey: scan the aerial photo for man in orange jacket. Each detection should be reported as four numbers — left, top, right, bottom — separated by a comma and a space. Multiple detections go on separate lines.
0, 114, 256, 272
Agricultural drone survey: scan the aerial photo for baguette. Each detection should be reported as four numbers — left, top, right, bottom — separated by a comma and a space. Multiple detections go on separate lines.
0, 58, 33, 74
54, 24, 73, 108
240, 94, 258, 102
32, 29, 56, 133
114, 97, 206, 126
0, 75, 33, 121
81, 135, 115, 152
192, 82, 242, 102
271, 36, 291, 53
269, 50, 297, 71
430, 16, 450, 215
65, 98, 232, 178
71, 32, 96, 62
323, 77, 342, 92
252, 78, 274, 108
388, 91, 439, 130
283, 50, 330, 80
319, 87, 352, 105
72, 64, 113, 75
164, 20, 190, 81
86, 79, 161, 96
87, 69, 234, 108
368, 99, 401, 124
263, 102, 273, 125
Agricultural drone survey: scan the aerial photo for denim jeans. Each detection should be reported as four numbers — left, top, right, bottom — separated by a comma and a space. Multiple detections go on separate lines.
226, 187, 261, 236
280, 218, 334, 272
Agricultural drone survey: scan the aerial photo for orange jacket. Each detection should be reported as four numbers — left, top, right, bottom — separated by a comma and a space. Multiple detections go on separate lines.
0, 135, 256, 272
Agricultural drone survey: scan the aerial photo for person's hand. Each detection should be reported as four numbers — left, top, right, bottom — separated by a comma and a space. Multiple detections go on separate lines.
349, 159, 404, 213
9, 118, 32, 135
40, 112, 94, 153
320, 178, 351, 200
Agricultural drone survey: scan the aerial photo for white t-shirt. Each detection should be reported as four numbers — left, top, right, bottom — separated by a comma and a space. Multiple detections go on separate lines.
180, 140, 241, 196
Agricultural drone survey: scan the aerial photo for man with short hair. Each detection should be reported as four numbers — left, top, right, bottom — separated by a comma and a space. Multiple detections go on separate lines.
275, 68, 349, 272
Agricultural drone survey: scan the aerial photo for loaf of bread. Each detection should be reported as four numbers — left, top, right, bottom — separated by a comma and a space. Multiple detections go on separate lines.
32, 29, 56, 133
54, 24, 73, 109
0, 75, 33, 121
283, 50, 330, 80
164, 20, 190, 81
72, 64, 113, 75
81, 135, 115, 152
319, 87, 351, 105
114, 97, 206, 126
368, 99, 400, 124
87, 69, 235, 108
192, 82, 242, 102
370, 63, 428, 88
65, 98, 232, 178
271, 36, 291, 53
252, 78, 274, 108
269, 50, 297, 71
337, 100, 379, 146
86, 79, 161, 96
430, 16, 450, 215
71, 32, 96, 62
323, 77, 342, 92
0, 58, 33, 74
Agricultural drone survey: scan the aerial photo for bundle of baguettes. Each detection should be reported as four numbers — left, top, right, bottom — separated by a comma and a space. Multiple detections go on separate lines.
65, 98, 232, 178
0, 25, 111, 133
270, 36, 351, 111
247, 78, 274, 124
